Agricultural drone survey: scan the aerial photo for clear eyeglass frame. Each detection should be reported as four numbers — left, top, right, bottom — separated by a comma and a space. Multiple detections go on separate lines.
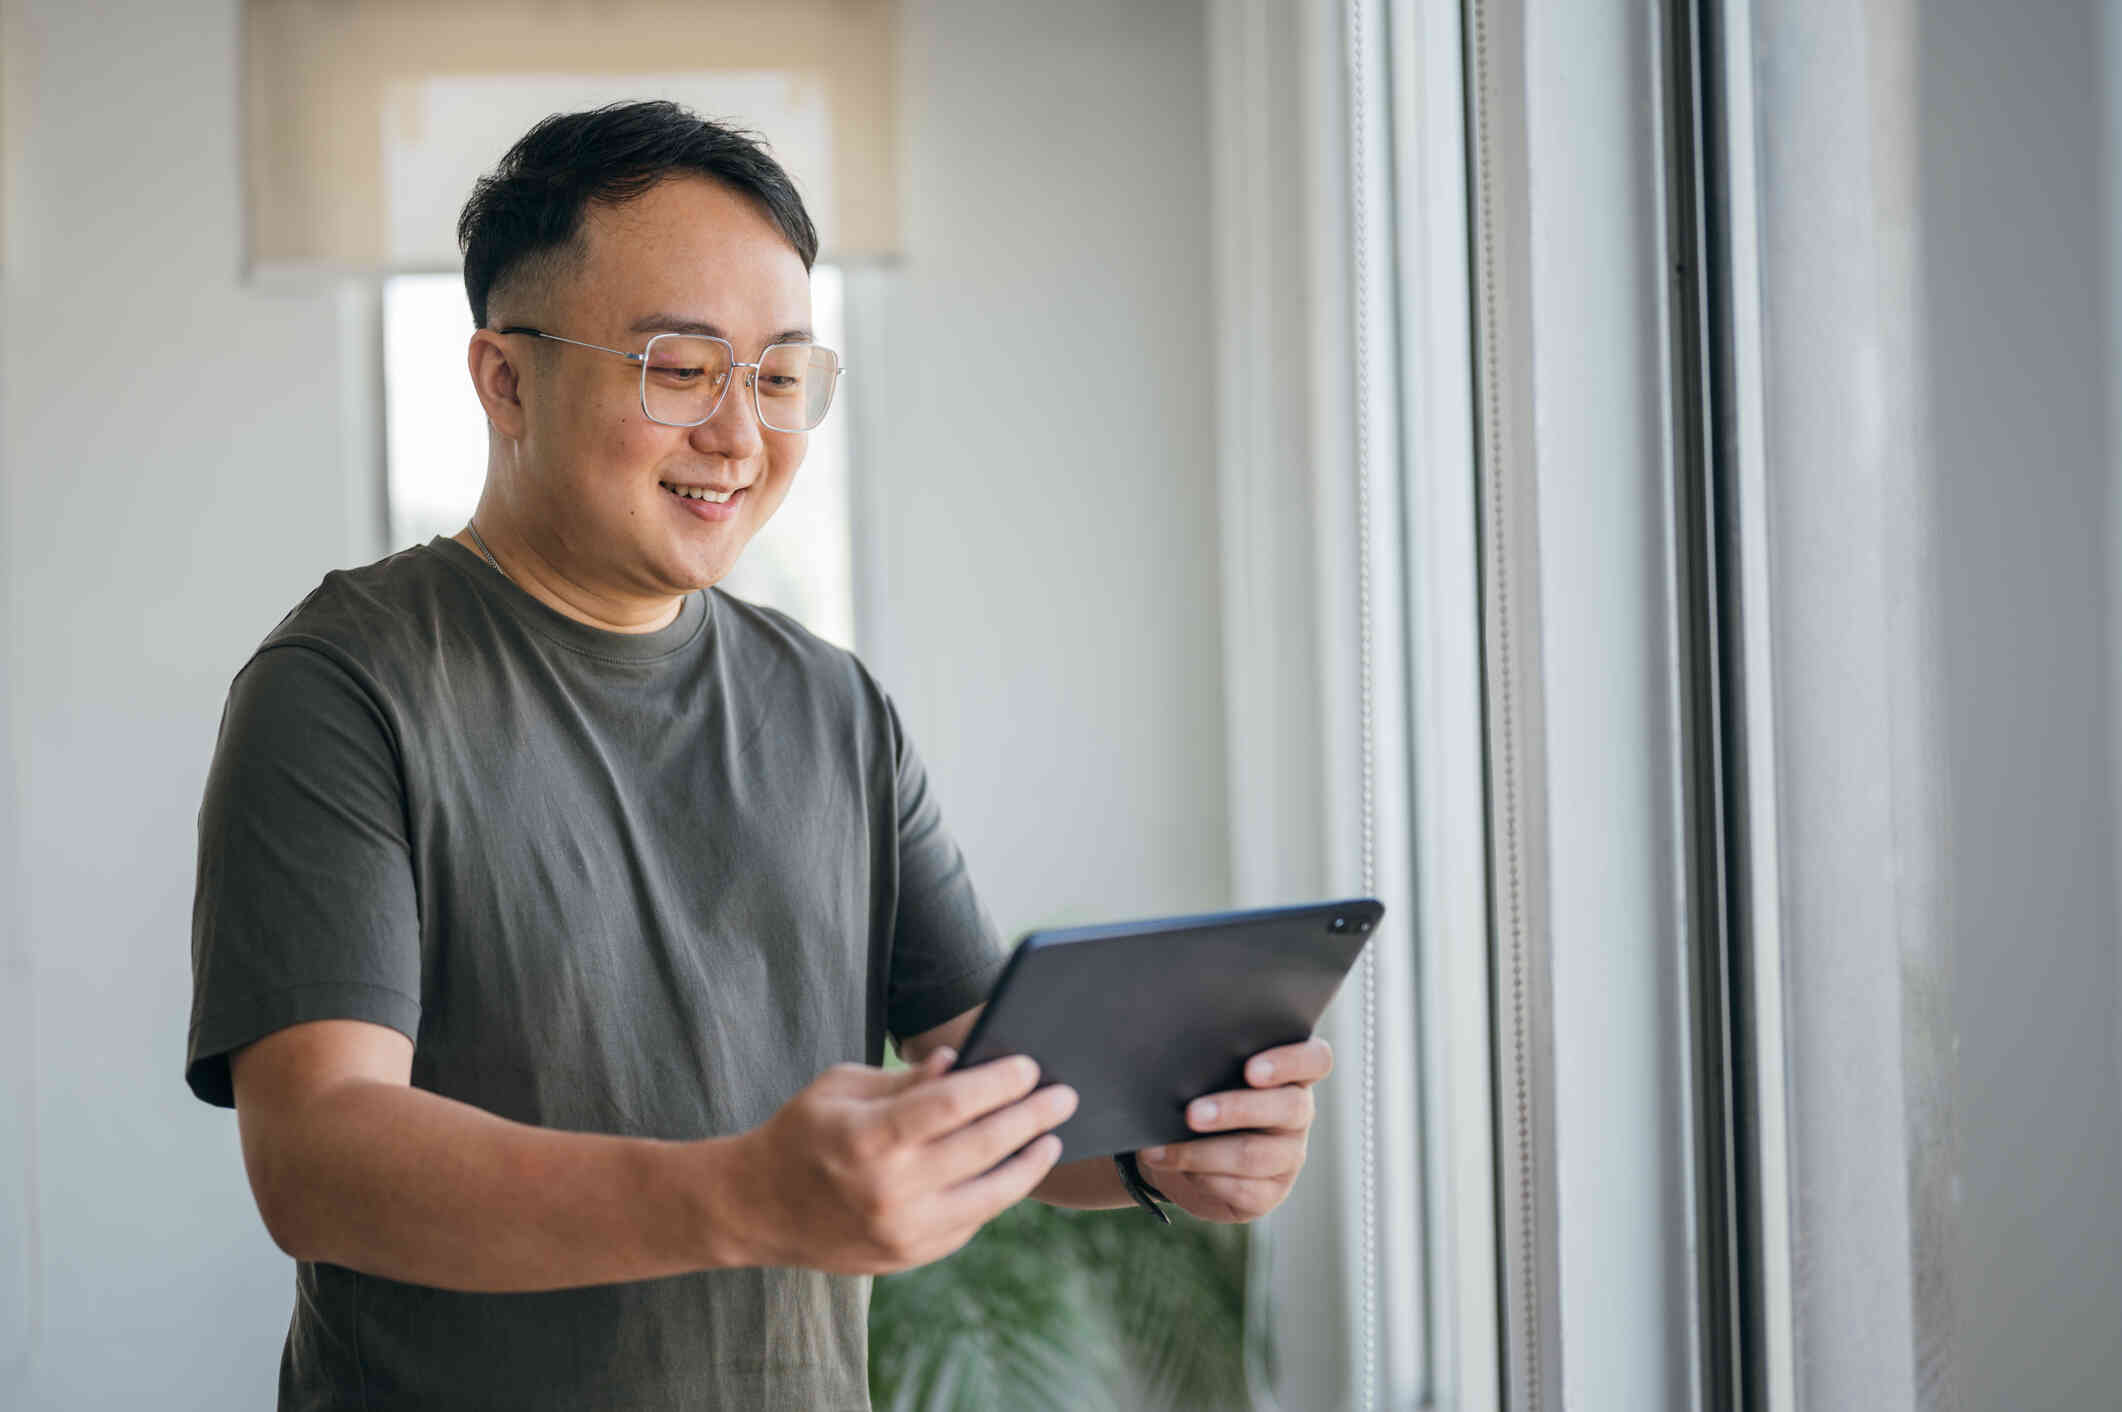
494, 325, 846, 432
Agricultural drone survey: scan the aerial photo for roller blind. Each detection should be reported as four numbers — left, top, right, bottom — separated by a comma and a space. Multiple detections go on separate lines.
243, 0, 899, 274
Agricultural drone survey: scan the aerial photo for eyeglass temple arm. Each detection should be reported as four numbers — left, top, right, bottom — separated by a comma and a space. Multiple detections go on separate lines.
493, 326, 647, 364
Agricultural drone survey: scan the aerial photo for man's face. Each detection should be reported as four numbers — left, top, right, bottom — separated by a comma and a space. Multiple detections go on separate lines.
496, 176, 814, 596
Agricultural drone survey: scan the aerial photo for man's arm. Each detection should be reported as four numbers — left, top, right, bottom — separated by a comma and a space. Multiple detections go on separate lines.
900, 1005, 1336, 1222
232, 1017, 1072, 1290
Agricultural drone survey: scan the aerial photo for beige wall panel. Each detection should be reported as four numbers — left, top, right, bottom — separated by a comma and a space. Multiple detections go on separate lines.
245, 0, 898, 268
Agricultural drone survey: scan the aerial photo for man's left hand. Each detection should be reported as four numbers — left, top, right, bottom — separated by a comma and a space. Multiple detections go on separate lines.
1134, 1037, 1333, 1224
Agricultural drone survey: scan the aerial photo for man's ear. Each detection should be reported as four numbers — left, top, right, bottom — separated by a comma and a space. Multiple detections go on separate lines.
468, 330, 527, 441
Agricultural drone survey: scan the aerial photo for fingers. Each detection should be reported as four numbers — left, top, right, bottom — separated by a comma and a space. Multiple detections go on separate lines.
1245, 1037, 1333, 1088
879, 1053, 1043, 1147
1183, 1083, 1314, 1136
811, 1046, 961, 1107
817, 1058, 937, 1099
1139, 1131, 1304, 1180
933, 1131, 1066, 1231
1161, 1171, 1286, 1218
925, 1081, 1078, 1187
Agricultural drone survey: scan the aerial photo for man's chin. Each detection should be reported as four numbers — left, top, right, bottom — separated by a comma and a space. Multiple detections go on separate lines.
656, 544, 743, 596
637, 510, 755, 595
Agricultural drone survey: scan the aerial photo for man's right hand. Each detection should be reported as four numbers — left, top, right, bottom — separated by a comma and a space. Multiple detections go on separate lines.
711, 1048, 1076, 1275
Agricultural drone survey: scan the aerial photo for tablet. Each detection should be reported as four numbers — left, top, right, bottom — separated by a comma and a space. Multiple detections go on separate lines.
948, 898, 1383, 1161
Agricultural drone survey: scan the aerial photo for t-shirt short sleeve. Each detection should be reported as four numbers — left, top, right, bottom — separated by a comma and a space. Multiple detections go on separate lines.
186, 643, 423, 1107
881, 694, 1011, 1042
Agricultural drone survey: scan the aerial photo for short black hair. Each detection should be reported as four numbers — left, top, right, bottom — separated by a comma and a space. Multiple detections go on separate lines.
457, 100, 819, 328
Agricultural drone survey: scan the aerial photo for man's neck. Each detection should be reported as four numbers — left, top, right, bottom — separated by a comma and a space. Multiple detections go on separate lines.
451, 521, 684, 635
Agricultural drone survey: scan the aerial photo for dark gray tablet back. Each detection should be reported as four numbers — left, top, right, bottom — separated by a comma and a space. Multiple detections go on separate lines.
950, 898, 1382, 1161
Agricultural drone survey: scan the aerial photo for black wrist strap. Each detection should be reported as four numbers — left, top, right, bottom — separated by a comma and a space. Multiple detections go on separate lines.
1113, 1151, 1172, 1224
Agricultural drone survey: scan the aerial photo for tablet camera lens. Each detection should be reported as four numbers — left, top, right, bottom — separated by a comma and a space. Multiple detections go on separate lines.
1331, 916, 1349, 933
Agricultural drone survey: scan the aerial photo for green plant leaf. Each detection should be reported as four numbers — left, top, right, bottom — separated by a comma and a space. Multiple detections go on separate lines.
871, 1198, 1255, 1411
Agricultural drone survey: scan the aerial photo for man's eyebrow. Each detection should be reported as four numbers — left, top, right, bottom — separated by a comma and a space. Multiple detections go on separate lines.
627, 314, 815, 344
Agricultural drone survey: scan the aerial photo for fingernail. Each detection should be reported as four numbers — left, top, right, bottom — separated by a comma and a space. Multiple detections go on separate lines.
933, 1046, 957, 1065
1144, 1146, 1167, 1162
1192, 1099, 1219, 1125
1251, 1060, 1275, 1083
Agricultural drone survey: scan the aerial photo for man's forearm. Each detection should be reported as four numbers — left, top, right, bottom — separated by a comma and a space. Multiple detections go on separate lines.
1030, 1153, 1138, 1210
248, 1078, 745, 1291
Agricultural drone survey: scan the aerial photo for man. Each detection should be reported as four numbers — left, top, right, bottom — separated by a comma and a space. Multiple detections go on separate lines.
187, 101, 1331, 1410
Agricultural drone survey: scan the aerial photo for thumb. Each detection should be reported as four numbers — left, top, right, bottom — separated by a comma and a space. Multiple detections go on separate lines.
891, 1045, 958, 1091
863, 1045, 959, 1096
912, 1045, 958, 1078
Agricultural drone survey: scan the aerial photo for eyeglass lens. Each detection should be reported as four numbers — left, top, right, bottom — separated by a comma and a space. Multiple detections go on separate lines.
642, 334, 839, 431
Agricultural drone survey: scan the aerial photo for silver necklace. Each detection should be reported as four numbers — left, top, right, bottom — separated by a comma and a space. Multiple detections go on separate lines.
465, 519, 510, 582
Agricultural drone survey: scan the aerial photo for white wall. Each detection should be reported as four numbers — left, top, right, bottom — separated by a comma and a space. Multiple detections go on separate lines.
2, 2, 372, 1407
0, 1, 1227, 1407
1920, 5, 2122, 1408
866, 0, 1229, 937
2, 0, 31, 1391
1749, 2, 2122, 1407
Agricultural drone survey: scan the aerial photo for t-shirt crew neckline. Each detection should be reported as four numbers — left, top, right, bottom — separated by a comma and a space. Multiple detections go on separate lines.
424, 534, 711, 662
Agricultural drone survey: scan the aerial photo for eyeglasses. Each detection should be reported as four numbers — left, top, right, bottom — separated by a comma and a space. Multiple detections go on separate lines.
495, 326, 845, 432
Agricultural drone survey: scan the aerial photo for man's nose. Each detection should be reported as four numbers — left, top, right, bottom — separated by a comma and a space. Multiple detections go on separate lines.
689, 370, 764, 457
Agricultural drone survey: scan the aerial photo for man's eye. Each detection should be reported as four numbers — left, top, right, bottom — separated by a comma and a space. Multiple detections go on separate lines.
654, 365, 726, 387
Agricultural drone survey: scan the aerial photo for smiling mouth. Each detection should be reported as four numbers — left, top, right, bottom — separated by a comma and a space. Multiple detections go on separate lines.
660, 481, 740, 504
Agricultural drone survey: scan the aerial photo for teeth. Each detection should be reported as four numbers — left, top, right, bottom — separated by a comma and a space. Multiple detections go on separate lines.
663, 482, 736, 503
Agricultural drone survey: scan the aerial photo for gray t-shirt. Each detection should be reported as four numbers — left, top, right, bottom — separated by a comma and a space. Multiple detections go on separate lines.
186, 536, 1009, 1411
